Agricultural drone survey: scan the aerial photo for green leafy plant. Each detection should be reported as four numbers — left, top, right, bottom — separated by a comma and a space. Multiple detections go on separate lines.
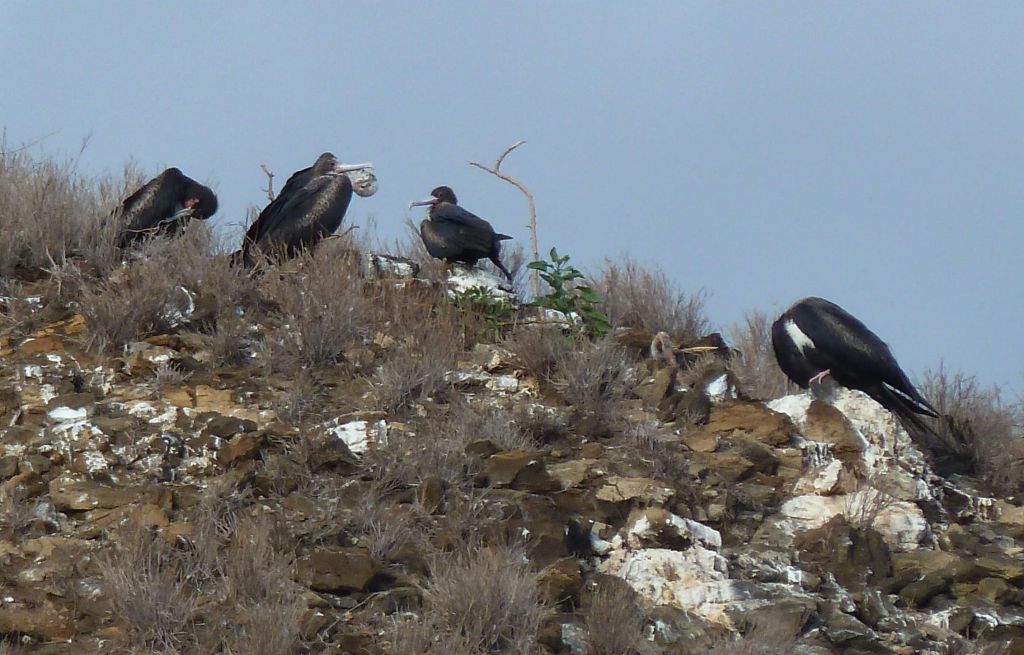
527, 248, 611, 338
450, 285, 516, 341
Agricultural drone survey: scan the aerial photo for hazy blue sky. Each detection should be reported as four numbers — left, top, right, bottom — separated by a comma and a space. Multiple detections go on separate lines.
2, 2, 1022, 394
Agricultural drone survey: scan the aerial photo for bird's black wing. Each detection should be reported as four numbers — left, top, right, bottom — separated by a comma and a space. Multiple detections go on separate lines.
241, 165, 314, 254
432, 203, 498, 254
794, 298, 937, 416
252, 175, 352, 253
118, 168, 184, 233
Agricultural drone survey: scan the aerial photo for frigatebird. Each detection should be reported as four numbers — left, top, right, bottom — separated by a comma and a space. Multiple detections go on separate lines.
115, 168, 218, 248
771, 296, 938, 419
238, 152, 376, 266
409, 186, 513, 281
771, 296, 975, 473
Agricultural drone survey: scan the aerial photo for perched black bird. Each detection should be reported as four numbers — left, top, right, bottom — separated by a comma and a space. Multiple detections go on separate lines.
771, 296, 938, 419
238, 152, 376, 266
770, 297, 974, 472
115, 168, 218, 248
409, 186, 513, 281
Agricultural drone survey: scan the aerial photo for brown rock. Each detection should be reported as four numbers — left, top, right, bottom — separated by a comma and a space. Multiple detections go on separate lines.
692, 401, 796, 447
18, 334, 65, 355
297, 548, 377, 593
975, 577, 1018, 604
688, 451, 756, 484
465, 438, 502, 458
217, 433, 262, 464
681, 430, 718, 453
899, 574, 948, 607
548, 459, 597, 490
0, 602, 74, 640
636, 368, 676, 406
538, 559, 583, 607
0, 456, 17, 480
163, 387, 194, 408
595, 476, 674, 504
484, 451, 531, 486
796, 516, 891, 592
48, 475, 172, 511
194, 385, 234, 412
804, 400, 868, 474
203, 414, 258, 438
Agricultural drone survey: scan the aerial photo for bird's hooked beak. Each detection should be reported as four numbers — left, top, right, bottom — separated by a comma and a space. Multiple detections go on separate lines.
408, 195, 439, 209
333, 162, 378, 198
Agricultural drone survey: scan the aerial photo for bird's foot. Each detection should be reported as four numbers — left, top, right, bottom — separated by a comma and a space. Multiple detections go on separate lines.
809, 369, 831, 386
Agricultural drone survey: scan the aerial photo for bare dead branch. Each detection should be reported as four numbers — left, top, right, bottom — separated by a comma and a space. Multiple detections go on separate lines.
469, 140, 539, 298
260, 164, 275, 202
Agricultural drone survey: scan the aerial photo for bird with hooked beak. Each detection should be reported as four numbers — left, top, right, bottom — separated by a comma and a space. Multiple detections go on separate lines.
409, 185, 513, 281
237, 152, 376, 267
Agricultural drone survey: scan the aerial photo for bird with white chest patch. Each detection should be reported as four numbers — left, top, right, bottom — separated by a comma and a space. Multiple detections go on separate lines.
771, 296, 938, 420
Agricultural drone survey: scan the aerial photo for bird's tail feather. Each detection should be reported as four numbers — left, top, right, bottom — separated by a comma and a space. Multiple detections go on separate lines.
871, 386, 974, 474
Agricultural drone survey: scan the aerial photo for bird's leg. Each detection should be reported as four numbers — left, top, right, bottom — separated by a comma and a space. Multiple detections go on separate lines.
808, 369, 831, 385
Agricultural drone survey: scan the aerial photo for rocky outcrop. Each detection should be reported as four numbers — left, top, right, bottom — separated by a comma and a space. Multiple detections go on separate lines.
0, 270, 1020, 654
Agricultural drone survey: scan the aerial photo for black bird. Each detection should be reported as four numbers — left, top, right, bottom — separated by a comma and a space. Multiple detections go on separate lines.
771, 296, 974, 473
115, 168, 218, 248
238, 152, 376, 266
771, 296, 938, 419
409, 186, 513, 281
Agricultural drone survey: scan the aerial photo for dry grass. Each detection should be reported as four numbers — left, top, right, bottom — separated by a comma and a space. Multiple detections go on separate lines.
259, 249, 371, 369
552, 336, 635, 436
386, 538, 544, 655
371, 311, 462, 413
80, 224, 252, 354
592, 256, 708, 342
98, 483, 302, 654
0, 146, 127, 279
922, 366, 1024, 494
582, 577, 645, 655
728, 309, 792, 400
98, 525, 203, 653
503, 325, 573, 386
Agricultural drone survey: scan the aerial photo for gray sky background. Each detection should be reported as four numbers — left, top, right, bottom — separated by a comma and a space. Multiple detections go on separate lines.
2, 2, 1022, 395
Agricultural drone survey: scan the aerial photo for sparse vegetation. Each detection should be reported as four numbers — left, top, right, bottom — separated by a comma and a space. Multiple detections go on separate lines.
0, 148, 1020, 654
529, 248, 611, 338
592, 256, 708, 343
552, 335, 635, 435
922, 365, 1024, 495
728, 309, 791, 400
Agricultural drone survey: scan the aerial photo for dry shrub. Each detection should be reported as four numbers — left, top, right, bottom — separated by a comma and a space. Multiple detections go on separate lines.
552, 336, 635, 435
922, 366, 1024, 494
259, 249, 370, 369
348, 481, 428, 563
386, 539, 544, 655
448, 400, 536, 452
371, 302, 462, 413
0, 487, 42, 542
80, 224, 251, 353
582, 577, 645, 655
728, 309, 792, 400
592, 256, 708, 342
99, 486, 302, 654
98, 525, 203, 653
503, 325, 573, 385
217, 514, 303, 655
0, 146, 118, 277
367, 410, 480, 487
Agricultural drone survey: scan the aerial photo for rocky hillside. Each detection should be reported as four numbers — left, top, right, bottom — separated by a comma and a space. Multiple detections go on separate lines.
0, 246, 1020, 655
